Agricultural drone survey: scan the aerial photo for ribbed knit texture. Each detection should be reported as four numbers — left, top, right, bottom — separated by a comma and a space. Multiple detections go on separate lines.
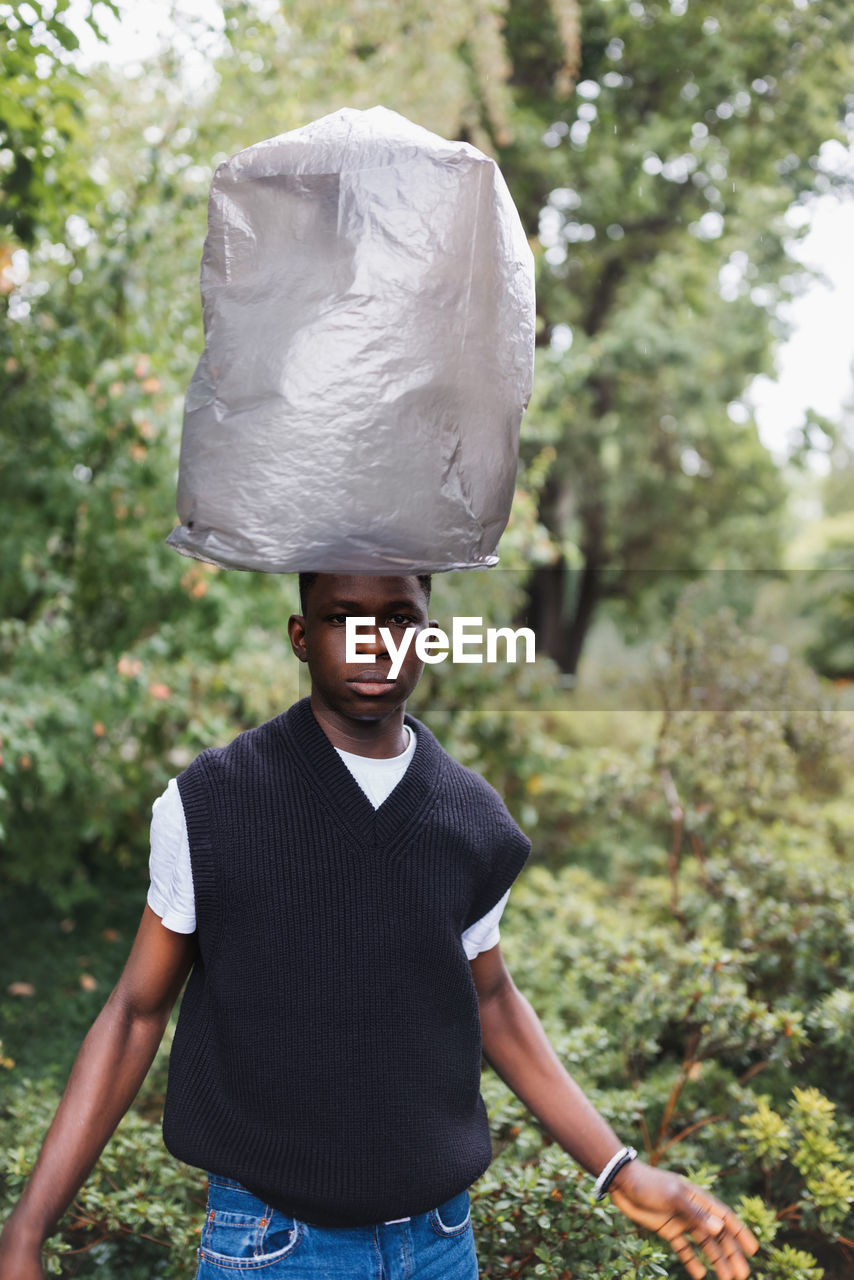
162, 698, 530, 1227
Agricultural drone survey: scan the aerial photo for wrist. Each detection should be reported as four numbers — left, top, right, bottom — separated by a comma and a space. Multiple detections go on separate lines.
608, 1152, 645, 1193
593, 1145, 638, 1200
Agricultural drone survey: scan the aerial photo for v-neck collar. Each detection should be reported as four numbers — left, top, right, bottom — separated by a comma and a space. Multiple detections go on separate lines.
276, 698, 444, 848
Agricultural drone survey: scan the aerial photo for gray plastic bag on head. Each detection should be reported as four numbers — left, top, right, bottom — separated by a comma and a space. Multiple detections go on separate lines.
167, 106, 535, 573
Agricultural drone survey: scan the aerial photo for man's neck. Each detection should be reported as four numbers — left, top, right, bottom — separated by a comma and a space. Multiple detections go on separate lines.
309, 695, 409, 758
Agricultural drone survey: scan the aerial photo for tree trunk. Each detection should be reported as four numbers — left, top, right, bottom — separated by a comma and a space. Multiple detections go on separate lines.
527, 558, 601, 676
525, 472, 605, 675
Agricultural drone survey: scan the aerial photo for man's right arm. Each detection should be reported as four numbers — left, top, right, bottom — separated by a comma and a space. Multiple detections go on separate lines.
0, 906, 197, 1279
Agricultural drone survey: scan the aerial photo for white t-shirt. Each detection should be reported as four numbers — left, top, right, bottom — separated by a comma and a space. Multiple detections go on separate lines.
147, 725, 509, 960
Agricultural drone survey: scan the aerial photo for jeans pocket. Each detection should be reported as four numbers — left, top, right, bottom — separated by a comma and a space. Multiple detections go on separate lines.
429, 1189, 472, 1238
200, 1205, 303, 1270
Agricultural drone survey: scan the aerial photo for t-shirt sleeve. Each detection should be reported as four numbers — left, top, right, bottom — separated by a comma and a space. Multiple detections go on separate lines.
147, 777, 197, 934
461, 888, 510, 960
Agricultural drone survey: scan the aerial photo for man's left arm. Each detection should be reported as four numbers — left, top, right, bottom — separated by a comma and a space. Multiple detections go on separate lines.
471, 943, 758, 1280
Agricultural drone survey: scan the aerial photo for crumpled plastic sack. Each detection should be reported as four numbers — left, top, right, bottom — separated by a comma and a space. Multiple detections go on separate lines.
167, 105, 535, 573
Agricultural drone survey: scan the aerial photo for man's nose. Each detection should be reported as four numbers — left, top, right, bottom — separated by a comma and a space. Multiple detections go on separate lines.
361, 626, 389, 658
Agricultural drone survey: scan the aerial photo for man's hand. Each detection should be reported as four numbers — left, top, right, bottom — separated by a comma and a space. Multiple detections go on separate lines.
609, 1161, 759, 1280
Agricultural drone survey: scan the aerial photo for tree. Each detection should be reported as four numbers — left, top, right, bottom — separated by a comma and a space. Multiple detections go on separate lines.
208, 0, 577, 155
493, 0, 854, 671
795, 389, 854, 679
0, 0, 118, 245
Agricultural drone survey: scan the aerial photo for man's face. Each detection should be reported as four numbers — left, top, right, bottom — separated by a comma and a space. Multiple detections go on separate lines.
288, 574, 431, 724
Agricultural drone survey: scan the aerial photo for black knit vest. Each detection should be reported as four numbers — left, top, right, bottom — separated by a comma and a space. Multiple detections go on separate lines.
162, 698, 530, 1227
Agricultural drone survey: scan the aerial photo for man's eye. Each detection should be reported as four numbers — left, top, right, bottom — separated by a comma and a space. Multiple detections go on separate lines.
328, 613, 348, 624
388, 614, 414, 626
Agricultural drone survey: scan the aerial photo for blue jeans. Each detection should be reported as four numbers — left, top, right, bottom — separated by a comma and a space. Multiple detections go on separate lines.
194, 1176, 479, 1278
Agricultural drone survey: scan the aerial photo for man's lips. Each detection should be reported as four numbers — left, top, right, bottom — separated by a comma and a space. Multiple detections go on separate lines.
346, 670, 396, 686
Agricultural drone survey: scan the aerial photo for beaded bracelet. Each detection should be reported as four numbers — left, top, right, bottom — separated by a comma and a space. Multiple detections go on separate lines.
593, 1146, 638, 1201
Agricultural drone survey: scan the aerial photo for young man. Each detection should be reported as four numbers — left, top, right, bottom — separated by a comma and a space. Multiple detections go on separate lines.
0, 574, 758, 1280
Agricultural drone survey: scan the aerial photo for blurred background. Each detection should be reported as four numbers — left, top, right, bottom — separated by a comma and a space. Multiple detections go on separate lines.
1, 2, 853, 1276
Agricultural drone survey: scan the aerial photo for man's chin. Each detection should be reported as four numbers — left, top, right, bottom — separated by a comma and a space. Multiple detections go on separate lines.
345, 693, 405, 721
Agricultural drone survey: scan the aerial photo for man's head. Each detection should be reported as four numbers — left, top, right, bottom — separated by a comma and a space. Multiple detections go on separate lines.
288, 573, 433, 740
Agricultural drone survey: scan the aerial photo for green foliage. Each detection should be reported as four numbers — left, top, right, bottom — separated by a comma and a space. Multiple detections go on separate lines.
785, 403, 854, 681
654, 587, 846, 832
794, 510, 854, 681
212, 0, 577, 156
750, 1243, 825, 1280
0, 80, 299, 904
740, 1088, 854, 1241
740, 1098, 793, 1170
0, 1, 118, 244
0, 879, 154, 1079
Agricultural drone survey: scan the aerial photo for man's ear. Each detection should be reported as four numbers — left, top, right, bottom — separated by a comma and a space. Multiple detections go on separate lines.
288, 614, 308, 663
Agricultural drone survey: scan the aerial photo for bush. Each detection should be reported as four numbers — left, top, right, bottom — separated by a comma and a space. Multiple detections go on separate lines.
0, 1041, 203, 1278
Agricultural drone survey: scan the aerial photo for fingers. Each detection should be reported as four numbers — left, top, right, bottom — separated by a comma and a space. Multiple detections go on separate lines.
667, 1231, 708, 1280
679, 1192, 759, 1280
691, 1224, 743, 1280
657, 1213, 739, 1280
722, 1205, 760, 1259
